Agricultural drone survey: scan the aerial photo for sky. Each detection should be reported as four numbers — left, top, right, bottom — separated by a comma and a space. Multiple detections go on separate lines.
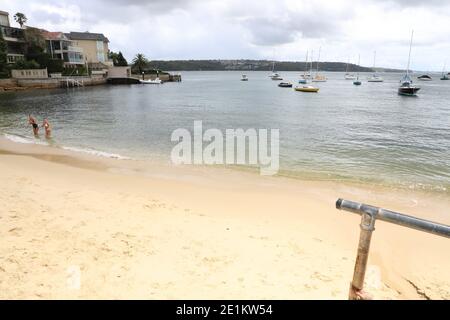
1, 0, 450, 71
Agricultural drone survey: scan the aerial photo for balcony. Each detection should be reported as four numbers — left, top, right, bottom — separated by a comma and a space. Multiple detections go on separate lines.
1, 26, 25, 42
68, 46, 83, 53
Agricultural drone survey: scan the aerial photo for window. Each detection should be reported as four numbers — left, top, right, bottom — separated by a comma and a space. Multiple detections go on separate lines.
96, 41, 105, 62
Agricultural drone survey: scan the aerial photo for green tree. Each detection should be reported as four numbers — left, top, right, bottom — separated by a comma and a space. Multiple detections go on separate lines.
12, 59, 40, 70
108, 50, 119, 64
109, 51, 128, 66
132, 53, 149, 74
0, 30, 8, 78
22, 27, 63, 73
14, 12, 28, 28
116, 51, 128, 66
24, 27, 46, 56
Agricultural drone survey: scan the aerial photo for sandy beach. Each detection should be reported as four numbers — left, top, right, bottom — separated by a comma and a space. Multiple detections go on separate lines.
0, 137, 449, 300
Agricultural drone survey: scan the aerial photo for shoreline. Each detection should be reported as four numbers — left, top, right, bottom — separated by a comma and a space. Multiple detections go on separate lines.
2, 132, 449, 198
0, 136, 449, 299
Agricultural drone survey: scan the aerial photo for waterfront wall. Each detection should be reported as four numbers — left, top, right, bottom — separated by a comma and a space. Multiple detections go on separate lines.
11, 69, 48, 79
0, 76, 107, 91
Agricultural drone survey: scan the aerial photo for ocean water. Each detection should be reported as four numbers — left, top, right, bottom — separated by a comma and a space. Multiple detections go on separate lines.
0, 71, 449, 193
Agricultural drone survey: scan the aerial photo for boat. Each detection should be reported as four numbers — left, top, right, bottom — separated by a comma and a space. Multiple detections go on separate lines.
367, 51, 384, 82
278, 82, 293, 88
299, 50, 310, 84
271, 73, 283, 80
440, 64, 449, 80
417, 74, 432, 81
241, 74, 248, 81
294, 85, 319, 93
398, 31, 420, 96
269, 60, 282, 80
140, 78, 162, 84
344, 58, 356, 80
312, 47, 327, 82
353, 55, 362, 85
345, 74, 357, 80
299, 50, 312, 84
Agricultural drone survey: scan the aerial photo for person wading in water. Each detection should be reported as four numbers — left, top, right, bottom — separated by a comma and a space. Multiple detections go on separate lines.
28, 115, 39, 136
42, 118, 51, 138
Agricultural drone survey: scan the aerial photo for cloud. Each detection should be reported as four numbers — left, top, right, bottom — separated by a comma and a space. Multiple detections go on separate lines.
1, 0, 449, 70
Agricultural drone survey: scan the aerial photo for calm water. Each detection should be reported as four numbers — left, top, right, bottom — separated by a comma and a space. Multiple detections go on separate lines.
0, 71, 449, 193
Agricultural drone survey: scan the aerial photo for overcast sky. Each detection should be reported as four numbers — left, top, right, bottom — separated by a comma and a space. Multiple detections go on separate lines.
2, 0, 450, 70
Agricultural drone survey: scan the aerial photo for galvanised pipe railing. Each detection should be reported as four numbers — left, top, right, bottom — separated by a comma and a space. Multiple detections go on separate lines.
336, 198, 450, 300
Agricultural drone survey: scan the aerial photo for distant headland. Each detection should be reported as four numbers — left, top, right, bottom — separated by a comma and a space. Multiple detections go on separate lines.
147, 59, 404, 72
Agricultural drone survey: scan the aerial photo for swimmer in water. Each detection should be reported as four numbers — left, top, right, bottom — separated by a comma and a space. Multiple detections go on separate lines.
42, 118, 51, 138
28, 115, 39, 136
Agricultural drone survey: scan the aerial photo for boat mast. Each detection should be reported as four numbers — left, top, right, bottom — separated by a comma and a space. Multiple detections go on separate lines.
406, 30, 414, 77
304, 50, 309, 76
316, 46, 321, 75
310, 49, 314, 74
373, 51, 377, 69
357, 54, 360, 80
345, 58, 349, 74
272, 48, 276, 73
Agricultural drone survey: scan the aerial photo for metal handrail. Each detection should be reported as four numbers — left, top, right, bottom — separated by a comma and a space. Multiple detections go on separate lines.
336, 199, 450, 238
336, 198, 450, 300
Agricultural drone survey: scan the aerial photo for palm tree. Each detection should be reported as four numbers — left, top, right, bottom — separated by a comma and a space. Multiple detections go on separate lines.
132, 53, 149, 74
14, 12, 28, 28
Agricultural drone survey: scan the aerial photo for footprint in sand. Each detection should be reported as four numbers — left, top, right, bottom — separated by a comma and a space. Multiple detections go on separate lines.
8, 227, 22, 236
311, 271, 333, 282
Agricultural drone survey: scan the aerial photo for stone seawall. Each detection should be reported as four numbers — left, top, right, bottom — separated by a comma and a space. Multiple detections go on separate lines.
0, 76, 107, 91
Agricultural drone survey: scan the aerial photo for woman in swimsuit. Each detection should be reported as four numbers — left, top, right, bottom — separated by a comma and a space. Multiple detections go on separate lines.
28, 115, 39, 136
42, 118, 51, 138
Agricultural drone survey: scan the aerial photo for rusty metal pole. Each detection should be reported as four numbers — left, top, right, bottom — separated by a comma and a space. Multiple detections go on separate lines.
349, 212, 376, 300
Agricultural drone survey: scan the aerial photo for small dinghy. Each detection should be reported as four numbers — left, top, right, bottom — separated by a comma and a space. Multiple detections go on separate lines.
278, 82, 293, 88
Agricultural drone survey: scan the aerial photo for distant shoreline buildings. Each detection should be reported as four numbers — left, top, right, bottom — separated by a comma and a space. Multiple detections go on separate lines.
0, 10, 113, 70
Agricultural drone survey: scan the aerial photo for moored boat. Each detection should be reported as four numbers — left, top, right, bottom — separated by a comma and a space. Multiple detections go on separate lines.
278, 82, 293, 88
367, 51, 384, 82
140, 78, 162, 84
241, 74, 248, 81
344, 58, 356, 80
271, 73, 283, 80
367, 74, 384, 82
441, 65, 449, 80
417, 74, 432, 81
398, 76, 420, 96
294, 85, 319, 93
345, 74, 357, 80
311, 47, 327, 82
398, 31, 420, 96
353, 55, 362, 86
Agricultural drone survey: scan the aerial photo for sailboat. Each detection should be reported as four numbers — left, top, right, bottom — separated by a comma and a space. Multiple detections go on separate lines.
440, 63, 449, 80
269, 50, 282, 80
353, 55, 362, 86
295, 50, 320, 92
299, 50, 309, 84
344, 58, 356, 80
367, 51, 384, 82
312, 47, 327, 82
270, 60, 282, 80
398, 30, 420, 96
